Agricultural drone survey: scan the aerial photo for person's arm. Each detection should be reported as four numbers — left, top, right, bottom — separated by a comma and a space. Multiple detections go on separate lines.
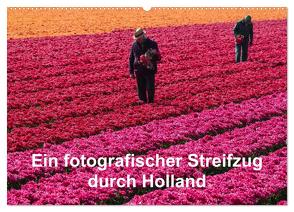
154, 43, 161, 62
129, 45, 135, 75
151, 42, 161, 62
249, 23, 253, 44
233, 22, 240, 37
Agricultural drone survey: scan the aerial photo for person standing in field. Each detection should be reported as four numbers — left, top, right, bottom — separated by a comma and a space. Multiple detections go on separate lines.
233, 15, 253, 63
129, 28, 161, 104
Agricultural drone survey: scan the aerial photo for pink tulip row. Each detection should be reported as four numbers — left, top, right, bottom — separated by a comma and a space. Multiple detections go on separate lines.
7, 117, 286, 205
127, 147, 287, 205
277, 200, 287, 205
7, 91, 286, 185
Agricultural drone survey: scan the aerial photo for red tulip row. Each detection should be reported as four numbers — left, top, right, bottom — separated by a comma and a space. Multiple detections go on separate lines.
7, 20, 286, 152
8, 72, 286, 152
8, 41, 285, 96
8, 20, 285, 76
8, 64, 285, 129
7, 62, 270, 110
8, 21, 285, 98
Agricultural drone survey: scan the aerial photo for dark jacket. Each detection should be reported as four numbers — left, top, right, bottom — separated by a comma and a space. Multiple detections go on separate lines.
129, 38, 160, 75
233, 20, 253, 44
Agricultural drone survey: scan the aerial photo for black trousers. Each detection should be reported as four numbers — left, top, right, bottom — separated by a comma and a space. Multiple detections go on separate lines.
235, 39, 249, 63
135, 71, 155, 103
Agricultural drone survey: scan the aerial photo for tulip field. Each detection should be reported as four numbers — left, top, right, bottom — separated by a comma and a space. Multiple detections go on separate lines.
7, 8, 287, 205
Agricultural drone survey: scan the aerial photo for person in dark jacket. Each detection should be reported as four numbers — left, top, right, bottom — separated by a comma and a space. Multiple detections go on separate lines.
233, 15, 253, 63
129, 28, 161, 104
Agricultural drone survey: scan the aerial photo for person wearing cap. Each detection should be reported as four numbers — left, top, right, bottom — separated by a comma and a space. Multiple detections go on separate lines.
129, 28, 161, 104
233, 15, 253, 63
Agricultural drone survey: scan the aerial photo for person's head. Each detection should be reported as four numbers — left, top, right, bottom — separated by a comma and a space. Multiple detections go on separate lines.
244, 15, 252, 25
133, 28, 147, 44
